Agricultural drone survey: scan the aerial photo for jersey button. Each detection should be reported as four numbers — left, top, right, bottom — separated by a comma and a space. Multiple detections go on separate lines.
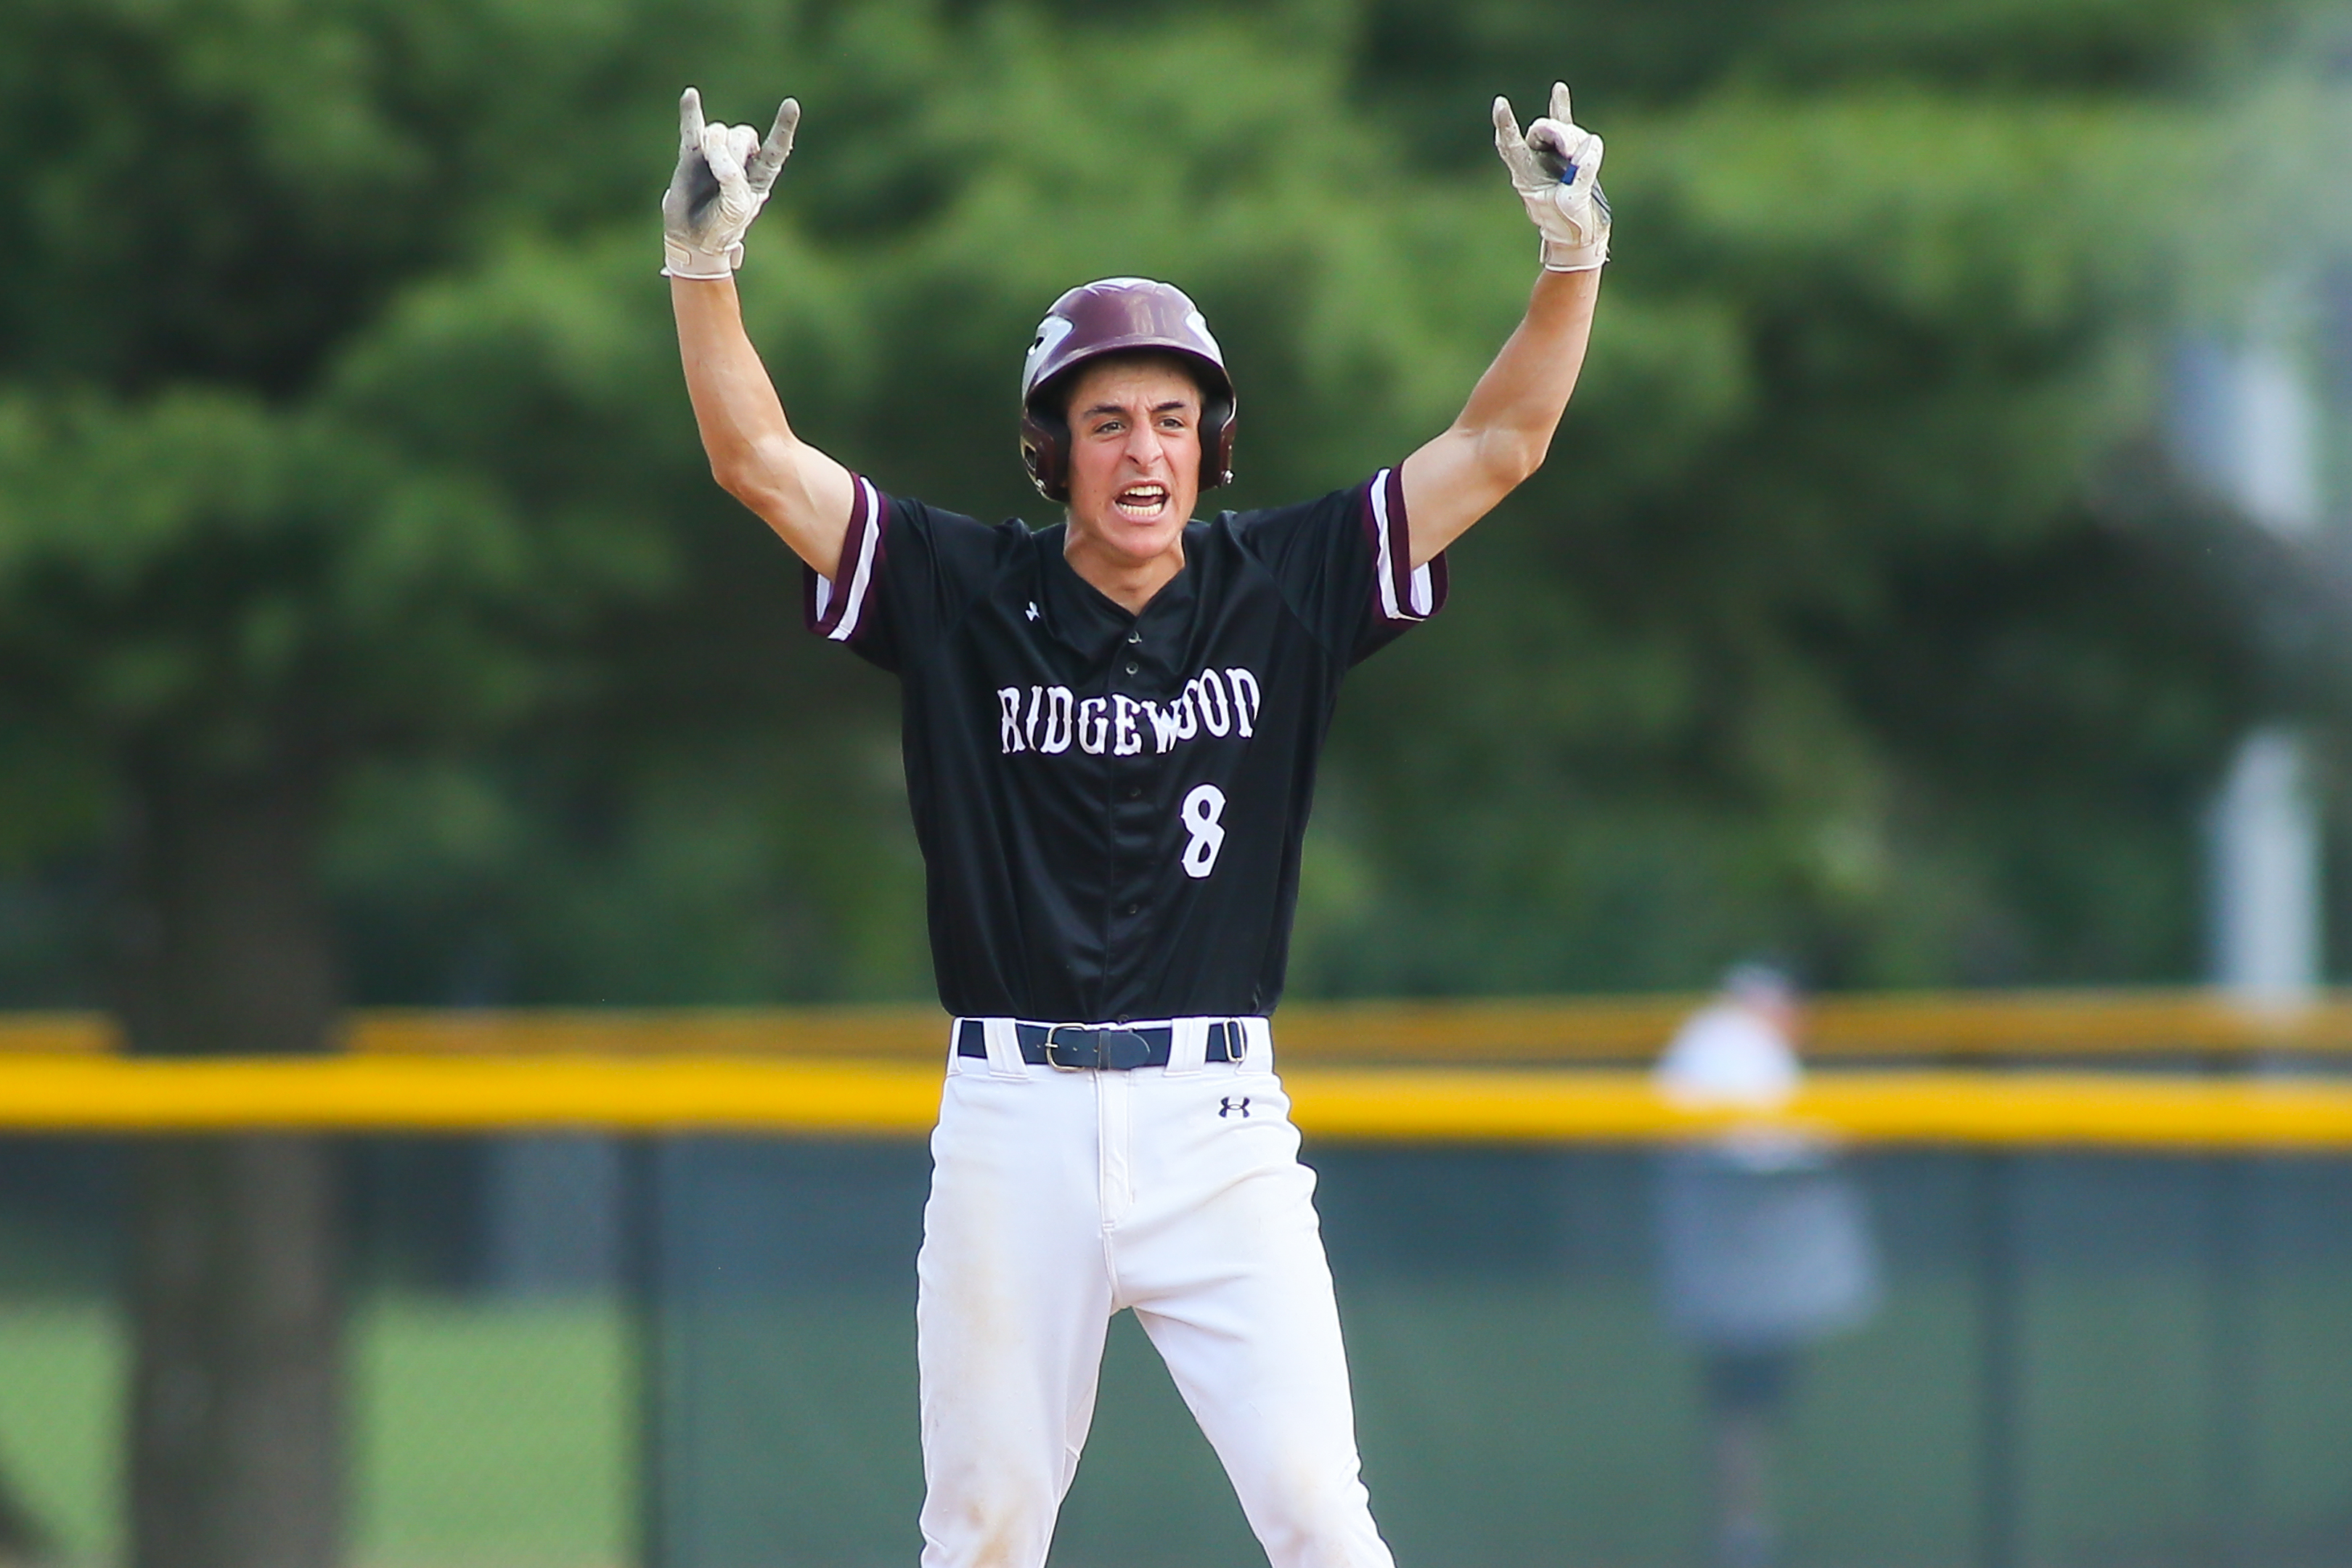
1124, 661, 1139, 675
1124, 903, 1140, 916
1127, 631, 1142, 645
1125, 785, 1142, 800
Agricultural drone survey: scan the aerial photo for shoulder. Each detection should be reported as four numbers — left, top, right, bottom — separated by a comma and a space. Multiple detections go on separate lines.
1191, 469, 1436, 662
862, 483, 1046, 575
874, 486, 1027, 543
1217, 473, 1384, 543
816, 481, 1044, 650
1217, 470, 1413, 582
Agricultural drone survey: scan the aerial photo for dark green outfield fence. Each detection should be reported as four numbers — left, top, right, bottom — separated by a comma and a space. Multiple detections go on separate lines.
0, 1138, 2350, 1567
637, 1142, 2352, 1568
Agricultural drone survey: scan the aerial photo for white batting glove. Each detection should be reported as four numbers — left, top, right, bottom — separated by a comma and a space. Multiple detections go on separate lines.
1493, 81, 1609, 272
661, 87, 799, 279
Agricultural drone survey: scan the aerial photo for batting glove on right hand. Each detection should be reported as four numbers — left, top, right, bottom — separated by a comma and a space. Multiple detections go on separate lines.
1494, 82, 1609, 272
661, 87, 799, 279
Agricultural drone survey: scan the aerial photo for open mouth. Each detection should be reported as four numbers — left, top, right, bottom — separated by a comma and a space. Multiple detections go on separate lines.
1114, 483, 1169, 520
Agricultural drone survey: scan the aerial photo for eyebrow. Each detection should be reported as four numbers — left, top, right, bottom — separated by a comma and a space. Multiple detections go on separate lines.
1080, 399, 1195, 421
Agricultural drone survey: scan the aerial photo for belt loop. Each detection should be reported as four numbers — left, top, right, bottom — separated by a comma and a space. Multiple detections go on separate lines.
981, 1018, 1029, 1079
1165, 1018, 1209, 1077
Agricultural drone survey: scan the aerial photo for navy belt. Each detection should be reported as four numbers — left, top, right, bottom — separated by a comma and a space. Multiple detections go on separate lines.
956, 1019, 1248, 1071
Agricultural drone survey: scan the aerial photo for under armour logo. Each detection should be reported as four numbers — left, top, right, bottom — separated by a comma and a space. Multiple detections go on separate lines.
1219, 1096, 1251, 1119
1025, 602, 1040, 621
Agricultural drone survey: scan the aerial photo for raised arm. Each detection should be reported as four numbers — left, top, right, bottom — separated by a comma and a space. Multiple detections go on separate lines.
663, 89, 855, 579
1400, 83, 1608, 569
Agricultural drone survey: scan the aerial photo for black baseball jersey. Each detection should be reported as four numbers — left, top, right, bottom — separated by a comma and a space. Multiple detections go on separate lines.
805, 467, 1447, 1022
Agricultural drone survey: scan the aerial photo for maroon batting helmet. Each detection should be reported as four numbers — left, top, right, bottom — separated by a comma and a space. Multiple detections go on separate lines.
1018, 277, 1236, 503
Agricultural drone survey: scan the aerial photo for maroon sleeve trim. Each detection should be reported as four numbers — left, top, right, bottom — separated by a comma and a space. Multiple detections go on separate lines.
804, 476, 888, 642
1363, 465, 1447, 623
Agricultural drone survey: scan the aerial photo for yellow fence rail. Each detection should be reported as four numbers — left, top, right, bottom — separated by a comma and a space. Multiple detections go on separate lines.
0, 1057, 2347, 1150
2, 995, 2349, 1148
10, 990, 2352, 1063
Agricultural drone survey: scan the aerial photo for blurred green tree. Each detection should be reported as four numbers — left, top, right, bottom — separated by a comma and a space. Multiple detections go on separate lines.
311, 0, 2338, 1006
0, 0, 719, 1559
1309, 0, 2347, 992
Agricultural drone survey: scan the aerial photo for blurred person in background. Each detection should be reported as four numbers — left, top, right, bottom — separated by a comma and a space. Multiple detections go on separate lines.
1654, 963, 1879, 1568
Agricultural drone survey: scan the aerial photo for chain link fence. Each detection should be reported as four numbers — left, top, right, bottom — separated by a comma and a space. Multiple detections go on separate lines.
7, 1137, 2346, 1567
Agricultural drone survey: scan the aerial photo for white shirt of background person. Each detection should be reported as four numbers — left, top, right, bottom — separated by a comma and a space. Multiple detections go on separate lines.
1654, 963, 1818, 1167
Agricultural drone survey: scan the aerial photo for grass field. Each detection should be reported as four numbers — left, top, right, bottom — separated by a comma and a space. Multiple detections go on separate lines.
0, 1296, 631, 1568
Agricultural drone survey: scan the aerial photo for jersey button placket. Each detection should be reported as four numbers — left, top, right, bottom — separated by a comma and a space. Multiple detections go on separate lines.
1106, 625, 1154, 995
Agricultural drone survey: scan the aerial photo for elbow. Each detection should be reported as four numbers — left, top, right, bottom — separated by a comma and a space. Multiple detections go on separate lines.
707, 449, 759, 505
709, 446, 794, 523
1482, 428, 1551, 494
706, 446, 820, 566
711, 460, 796, 542
707, 428, 804, 515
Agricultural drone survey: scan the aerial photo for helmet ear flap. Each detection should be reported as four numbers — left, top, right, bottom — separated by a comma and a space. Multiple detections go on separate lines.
1200, 393, 1236, 489
1020, 405, 1071, 502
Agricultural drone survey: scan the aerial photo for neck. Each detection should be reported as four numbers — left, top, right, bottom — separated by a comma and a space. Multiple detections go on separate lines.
1063, 527, 1185, 615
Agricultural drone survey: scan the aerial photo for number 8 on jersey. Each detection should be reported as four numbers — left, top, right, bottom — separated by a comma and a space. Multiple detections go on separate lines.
1180, 784, 1227, 878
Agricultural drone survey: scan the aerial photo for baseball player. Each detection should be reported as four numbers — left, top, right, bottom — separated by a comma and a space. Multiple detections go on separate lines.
665, 80, 1606, 1568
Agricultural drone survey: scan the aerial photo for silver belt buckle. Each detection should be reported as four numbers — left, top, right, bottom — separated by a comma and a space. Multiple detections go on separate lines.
1043, 1024, 1090, 1071
1224, 1018, 1249, 1064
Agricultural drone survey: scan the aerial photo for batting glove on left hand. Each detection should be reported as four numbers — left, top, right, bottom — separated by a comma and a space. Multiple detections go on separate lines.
1494, 81, 1609, 272
661, 87, 799, 279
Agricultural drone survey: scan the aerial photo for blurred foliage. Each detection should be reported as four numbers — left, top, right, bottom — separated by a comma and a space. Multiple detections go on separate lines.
1, 0, 2349, 1005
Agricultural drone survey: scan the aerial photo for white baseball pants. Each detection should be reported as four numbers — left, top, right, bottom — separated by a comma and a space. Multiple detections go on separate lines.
917, 1017, 1395, 1568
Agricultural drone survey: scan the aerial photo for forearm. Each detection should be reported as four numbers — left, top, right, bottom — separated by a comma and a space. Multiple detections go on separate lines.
1400, 266, 1598, 565
671, 275, 852, 576
1451, 266, 1599, 478
1400, 81, 1609, 565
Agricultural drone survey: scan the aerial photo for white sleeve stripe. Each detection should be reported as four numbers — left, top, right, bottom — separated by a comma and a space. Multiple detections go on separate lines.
827, 478, 883, 642
1369, 467, 1405, 621
1368, 466, 1431, 623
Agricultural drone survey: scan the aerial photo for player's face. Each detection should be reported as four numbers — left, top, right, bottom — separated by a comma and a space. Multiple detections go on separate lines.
1061, 358, 1203, 576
